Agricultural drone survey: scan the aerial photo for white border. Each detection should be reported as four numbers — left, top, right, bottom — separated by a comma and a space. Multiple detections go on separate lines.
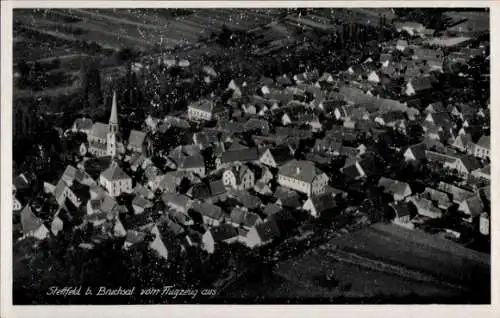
1, 1, 497, 318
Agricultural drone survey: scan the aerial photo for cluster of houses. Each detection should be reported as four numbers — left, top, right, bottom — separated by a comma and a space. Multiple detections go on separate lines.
13, 23, 490, 262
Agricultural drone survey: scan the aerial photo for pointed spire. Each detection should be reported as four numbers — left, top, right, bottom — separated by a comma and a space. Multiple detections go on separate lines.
109, 91, 118, 125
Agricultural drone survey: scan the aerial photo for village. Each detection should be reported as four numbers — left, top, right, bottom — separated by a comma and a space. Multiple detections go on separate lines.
12, 10, 490, 301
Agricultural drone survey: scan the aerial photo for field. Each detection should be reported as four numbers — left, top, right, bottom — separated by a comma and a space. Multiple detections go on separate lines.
266, 223, 490, 303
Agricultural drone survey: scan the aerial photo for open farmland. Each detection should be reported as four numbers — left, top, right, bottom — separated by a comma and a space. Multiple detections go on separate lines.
266, 223, 490, 303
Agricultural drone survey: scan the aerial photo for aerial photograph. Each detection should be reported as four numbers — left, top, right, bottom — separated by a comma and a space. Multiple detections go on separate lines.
11, 7, 490, 304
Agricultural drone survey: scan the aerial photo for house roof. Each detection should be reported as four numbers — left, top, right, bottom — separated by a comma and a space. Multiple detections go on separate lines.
463, 196, 484, 217
265, 145, 294, 165
101, 163, 130, 181
263, 203, 282, 216
423, 187, 451, 207
228, 189, 262, 210
192, 202, 224, 220
220, 148, 260, 165
128, 130, 147, 148
392, 202, 411, 217
456, 153, 482, 172
209, 224, 238, 242
132, 195, 153, 209
179, 154, 205, 170
278, 160, 325, 183
209, 179, 227, 197
308, 193, 337, 213
69, 182, 91, 203
73, 117, 93, 130
21, 205, 44, 234
378, 177, 411, 197
162, 193, 192, 210
188, 99, 214, 113
255, 220, 281, 242
410, 76, 433, 92
405, 143, 427, 161
125, 230, 146, 245
476, 135, 490, 150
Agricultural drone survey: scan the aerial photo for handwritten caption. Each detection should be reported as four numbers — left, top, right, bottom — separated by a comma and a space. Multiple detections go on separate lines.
46, 286, 217, 298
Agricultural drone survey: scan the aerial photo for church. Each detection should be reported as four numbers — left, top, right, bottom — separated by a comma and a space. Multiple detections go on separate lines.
87, 91, 125, 157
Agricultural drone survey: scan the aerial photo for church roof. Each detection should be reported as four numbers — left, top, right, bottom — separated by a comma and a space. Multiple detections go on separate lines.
109, 91, 118, 124
101, 163, 130, 181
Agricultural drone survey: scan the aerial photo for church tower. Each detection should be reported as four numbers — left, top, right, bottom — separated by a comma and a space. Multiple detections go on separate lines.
107, 91, 119, 157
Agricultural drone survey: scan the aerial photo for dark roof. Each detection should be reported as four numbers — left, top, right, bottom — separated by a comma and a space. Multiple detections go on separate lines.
192, 202, 224, 220
476, 135, 490, 150
391, 202, 411, 217
464, 196, 484, 217
128, 130, 147, 148
456, 153, 482, 172
255, 220, 281, 242
179, 154, 205, 169
405, 143, 427, 161
410, 76, 433, 92
268, 145, 294, 165
263, 203, 282, 216
21, 205, 44, 234
69, 182, 91, 204
209, 224, 238, 242
309, 193, 337, 214
209, 179, 227, 197
220, 148, 260, 165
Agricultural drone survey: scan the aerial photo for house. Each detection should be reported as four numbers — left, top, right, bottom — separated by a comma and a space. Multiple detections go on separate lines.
378, 177, 412, 201
259, 145, 294, 168
452, 133, 475, 154
408, 196, 443, 219
187, 99, 225, 121
123, 230, 146, 250
458, 195, 484, 222
302, 192, 337, 218
191, 202, 225, 227
147, 224, 170, 260
422, 187, 453, 210
390, 202, 412, 224
127, 130, 147, 153
396, 39, 408, 51
216, 148, 260, 169
227, 78, 248, 98
222, 164, 255, 190
479, 212, 489, 236
162, 193, 192, 214
229, 207, 262, 229
424, 102, 446, 114
243, 220, 281, 249
404, 77, 433, 96
71, 117, 94, 135
425, 150, 481, 178
20, 205, 49, 240
438, 182, 475, 204
374, 111, 406, 128
202, 224, 239, 254
177, 154, 206, 177
471, 165, 490, 182
99, 162, 132, 197
132, 195, 153, 214
403, 143, 427, 162
278, 160, 329, 197
254, 181, 272, 196
474, 135, 490, 159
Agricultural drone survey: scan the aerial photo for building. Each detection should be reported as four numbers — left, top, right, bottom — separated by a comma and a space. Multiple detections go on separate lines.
458, 195, 484, 222
20, 205, 49, 240
479, 212, 489, 236
127, 130, 147, 153
278, 160, 329, 197
202, 224, 239, 254
378, 177, 412, 202
259, 145, 294, 168
222, 164, 255, 191
243, 220, 281, 249
187, 99, 225, 121
390, 202, 412, 224
474, 135, 490, 159
177, 154, 206, 177
87, 91, 123, 157
99, 162, 132, 197
302, 192, 337, 218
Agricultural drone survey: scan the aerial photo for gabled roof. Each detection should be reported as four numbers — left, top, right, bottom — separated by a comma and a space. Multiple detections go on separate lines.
209, 224, 238, 242
128, 130, 147, 148
101, 163, 130, 181
209, 179, 227, 197
409, 76, 433, 92
21, 205, 44, 234
476, 135, 490, 150
462, 196, 484, 217
378, 177, 411, 197
132, 195, 153, 209
263, 145, 294, 165
191, 202, 224, 220
188, 99, 214, 113
278, 160, 326, 183
125, 230, 146, 245
255, 220, 281, 242
220, 148, 260, 165
308, 193, 337, 214
73, 117, 93, 130
391, 202, 411, 217
263, 203, 282, 216
404, 143, 427, 161
179, 154, 205, 170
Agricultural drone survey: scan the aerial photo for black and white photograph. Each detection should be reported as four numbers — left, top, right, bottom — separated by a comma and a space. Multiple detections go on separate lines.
1, 1, 495, 312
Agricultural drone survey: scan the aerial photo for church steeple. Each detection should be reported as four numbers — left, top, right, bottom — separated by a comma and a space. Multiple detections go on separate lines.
107, 90, 119, 157
109, 90, 118, 133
